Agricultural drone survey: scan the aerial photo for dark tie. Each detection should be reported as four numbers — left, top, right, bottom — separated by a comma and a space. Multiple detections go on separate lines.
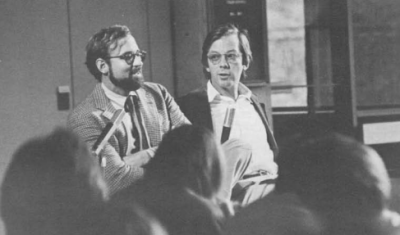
124, 94, 150, 151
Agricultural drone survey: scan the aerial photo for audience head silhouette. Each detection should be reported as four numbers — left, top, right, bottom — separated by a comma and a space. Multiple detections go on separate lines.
112, 124, 226, 235
96, 203, 168, 235
1, 127, 108, 235
276, 131, 400, 234
145, 124, 226, 200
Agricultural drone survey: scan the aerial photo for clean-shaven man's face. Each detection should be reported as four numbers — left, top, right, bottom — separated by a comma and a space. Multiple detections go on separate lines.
206, 33, 245, 98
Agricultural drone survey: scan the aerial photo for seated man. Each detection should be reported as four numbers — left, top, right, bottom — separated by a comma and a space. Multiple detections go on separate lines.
178, 23, 278, 206
68, 25, 189, 195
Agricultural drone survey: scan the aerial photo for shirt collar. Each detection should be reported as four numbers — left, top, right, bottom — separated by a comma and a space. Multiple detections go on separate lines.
207, 81, 220, 102
238, 83, 252, 100
101, 83, 127, 109
207, 80, 252, 103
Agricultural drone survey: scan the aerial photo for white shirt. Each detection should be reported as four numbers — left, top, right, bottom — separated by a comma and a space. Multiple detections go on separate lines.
207, 81, 277, 175
101, 83, 137, 155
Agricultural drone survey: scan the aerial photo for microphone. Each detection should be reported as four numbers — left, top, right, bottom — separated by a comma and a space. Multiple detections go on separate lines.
221, 105, 235, 144
92, 109, 126, 169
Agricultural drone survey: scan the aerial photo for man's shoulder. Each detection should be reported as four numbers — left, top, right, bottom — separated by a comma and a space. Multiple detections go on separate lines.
183, 87, 207, 97
141, 82, 171, 97
71, 88, 98, 111
176, 87, 209, 118
178, 87, 207, 103
142, 82, 166, 91
67, 87, 103, 124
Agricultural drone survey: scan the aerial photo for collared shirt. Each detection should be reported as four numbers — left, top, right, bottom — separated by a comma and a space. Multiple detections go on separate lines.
207, 81, 277, 175
101, 83, 137, 155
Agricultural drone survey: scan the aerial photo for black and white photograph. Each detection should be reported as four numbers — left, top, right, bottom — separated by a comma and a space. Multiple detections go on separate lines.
1, 0, 400, 234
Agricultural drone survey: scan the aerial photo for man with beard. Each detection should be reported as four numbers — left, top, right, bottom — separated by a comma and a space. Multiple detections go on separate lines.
68, 25, 189, 195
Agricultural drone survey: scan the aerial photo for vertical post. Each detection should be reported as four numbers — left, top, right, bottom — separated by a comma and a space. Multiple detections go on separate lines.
330, 0, 357, 136
305, 26, 316, 116
261, 0, 274, 126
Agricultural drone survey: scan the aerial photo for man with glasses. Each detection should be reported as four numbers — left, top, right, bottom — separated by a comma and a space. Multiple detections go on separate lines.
178, 23, 278, 206
68, 25, 189, 195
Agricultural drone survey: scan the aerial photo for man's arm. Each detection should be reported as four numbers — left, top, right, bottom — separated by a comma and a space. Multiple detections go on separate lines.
176, 90, 215, 131
159, 84, 191, 127
67, 110, 148, 195
122, 147, 156, 166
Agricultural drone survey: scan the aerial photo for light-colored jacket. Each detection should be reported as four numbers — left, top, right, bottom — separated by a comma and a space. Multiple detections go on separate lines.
68, 82, 189, 194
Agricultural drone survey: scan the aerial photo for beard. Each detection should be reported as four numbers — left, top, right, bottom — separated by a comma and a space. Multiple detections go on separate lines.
109, 66, 144, 92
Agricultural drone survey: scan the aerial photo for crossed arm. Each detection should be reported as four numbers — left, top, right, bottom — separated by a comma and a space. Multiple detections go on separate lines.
67, 110, 151, 195
67, 84, 189, 195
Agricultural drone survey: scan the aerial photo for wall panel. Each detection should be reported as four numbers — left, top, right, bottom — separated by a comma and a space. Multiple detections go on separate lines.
69, 0, 175, 105
0, 0, 72, 234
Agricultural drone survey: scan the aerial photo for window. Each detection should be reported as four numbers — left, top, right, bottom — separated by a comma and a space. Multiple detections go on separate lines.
267, 0, 307, 108
267, 0, 400, 114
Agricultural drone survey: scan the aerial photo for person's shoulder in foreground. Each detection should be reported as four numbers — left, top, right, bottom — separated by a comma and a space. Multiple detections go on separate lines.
1, 127, 108, 235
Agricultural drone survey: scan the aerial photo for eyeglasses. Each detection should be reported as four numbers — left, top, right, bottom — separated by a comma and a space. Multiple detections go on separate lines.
105, 50, 147, 65
207, 53, 242, 65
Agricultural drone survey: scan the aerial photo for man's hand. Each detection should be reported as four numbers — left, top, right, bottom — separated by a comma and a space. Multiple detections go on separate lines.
122, 147, 157, 167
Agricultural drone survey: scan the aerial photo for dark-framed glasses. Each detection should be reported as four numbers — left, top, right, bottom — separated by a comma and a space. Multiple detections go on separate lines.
106, 50, 147, 65
207, 53, 242, 65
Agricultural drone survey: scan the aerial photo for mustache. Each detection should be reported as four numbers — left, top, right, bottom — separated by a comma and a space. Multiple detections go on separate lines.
130, 65, 142, 74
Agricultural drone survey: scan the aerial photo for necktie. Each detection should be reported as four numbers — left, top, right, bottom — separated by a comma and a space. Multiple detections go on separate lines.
124, 94, 150, 151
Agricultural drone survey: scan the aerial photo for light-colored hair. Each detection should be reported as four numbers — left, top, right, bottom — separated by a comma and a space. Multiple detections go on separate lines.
201, 23, 253, 80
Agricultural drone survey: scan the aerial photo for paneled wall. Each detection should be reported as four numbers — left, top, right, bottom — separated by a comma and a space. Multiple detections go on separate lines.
0, 0, 71, 233
171, 0, 209, 96
69, 0, 174, 105
0, 1, 173, 234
